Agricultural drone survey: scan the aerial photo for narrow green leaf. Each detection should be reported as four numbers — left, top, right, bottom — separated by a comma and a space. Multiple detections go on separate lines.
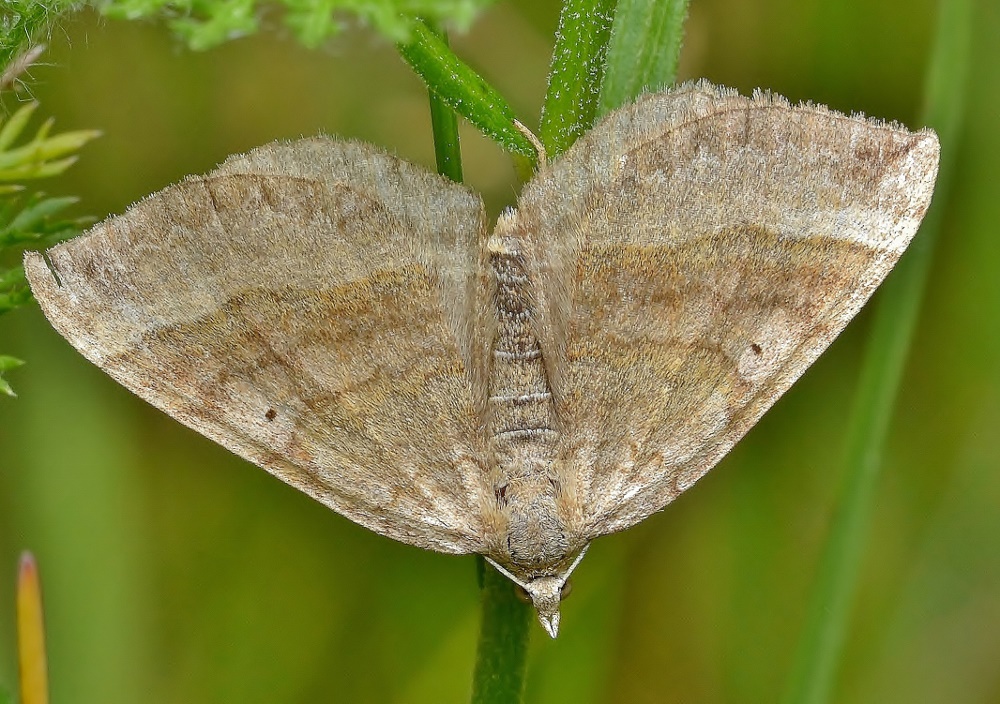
398, 21, 536, 159
5, 195, 79, 234
538, 0, 617, 157
0, 355, 25, 373
0, 375, 16, 397
0, 102, 39, 151
0, 354, 24, 398
599, 0, 688, 114
0, 220, 87, 248
33, 116, 55, 143
0, 156, 80, 181
780, 0, 971, 702
470, 560, 531, 704
0, 129, 100, 174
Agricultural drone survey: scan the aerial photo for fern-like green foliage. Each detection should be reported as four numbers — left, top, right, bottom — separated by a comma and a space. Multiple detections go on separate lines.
0, 2, 79, 72
2, 1, 496, 62
94, 0, 495, 50
0, 101, 99, 396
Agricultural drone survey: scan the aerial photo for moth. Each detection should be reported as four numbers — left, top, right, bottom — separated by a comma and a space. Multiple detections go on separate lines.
26, 81, 939, 637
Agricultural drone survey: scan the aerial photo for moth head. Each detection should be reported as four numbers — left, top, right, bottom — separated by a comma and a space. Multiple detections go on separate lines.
484, 544, 589, 638
523, 576, 563, 637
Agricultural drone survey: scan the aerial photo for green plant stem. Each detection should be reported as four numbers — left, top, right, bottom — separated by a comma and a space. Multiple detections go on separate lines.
417, 2, 682, 699
469, 2, 627, 693
424, 26, 464, 183
470, 559, 532, 704
417, 24, 532, 704
780, 1, 971, 702
599, 0, 688, 114
538, 0, 617, 157
467, 2, 630, 697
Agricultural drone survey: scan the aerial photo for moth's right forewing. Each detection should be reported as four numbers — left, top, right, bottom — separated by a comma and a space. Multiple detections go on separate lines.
26, 138, 493, 554
512, 81, 939, 537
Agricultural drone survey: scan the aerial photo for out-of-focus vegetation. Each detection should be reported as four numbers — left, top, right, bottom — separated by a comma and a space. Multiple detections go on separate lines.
1, 0, 496, 56
0, 97, 100, 396
1, 0, 996, 702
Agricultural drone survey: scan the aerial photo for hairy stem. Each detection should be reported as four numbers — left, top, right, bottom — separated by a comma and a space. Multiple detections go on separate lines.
538, 0, 617, 157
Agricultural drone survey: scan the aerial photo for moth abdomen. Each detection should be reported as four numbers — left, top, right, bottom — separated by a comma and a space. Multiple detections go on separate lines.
486, 231, 558, 448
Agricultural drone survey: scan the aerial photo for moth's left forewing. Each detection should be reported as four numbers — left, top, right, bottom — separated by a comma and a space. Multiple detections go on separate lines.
26, 138, 493, 554
512, 81, 940, 538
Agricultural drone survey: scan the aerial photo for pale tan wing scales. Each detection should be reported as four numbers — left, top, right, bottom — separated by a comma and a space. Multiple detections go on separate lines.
25, 137, 490, 554
512, 81, 939, 537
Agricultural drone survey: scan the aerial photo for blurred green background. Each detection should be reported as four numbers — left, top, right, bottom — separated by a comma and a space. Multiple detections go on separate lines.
1, 0, 998, 701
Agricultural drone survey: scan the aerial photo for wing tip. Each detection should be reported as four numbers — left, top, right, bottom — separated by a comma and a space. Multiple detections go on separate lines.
913, 127, 942, 177
896, 128, 941, 222
23, 249, 62, 301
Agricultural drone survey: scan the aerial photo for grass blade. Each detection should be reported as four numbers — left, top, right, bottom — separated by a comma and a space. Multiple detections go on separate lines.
599, 0, 688, 114
780, 1, 972, 702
